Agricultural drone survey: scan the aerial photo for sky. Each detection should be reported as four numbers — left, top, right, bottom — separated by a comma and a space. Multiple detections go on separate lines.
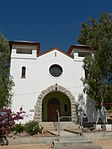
0, 0, 112, 52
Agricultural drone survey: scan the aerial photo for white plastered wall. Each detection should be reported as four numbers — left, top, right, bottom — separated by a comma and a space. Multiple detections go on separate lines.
10, 46, 85, 123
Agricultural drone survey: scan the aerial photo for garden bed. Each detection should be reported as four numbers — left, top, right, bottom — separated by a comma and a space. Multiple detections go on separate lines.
8, 130, 57, 138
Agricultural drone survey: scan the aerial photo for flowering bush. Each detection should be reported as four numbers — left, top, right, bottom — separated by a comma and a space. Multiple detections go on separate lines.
0, 108, 25, 145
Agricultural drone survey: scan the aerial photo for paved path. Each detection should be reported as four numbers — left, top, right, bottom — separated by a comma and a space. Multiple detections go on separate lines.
0, 144, 52, 149
0, 139, 112, 149
95, 138, 112, 149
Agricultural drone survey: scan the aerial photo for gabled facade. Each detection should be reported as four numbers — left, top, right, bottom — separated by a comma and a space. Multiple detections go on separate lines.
9, 41, 94, 124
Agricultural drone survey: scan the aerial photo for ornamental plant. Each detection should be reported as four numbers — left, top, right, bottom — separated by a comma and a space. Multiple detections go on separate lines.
12, 123, 25, 134
0, 108, 25, 145
25, 120, 43, 135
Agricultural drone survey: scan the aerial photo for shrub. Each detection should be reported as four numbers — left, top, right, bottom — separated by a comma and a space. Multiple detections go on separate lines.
13, 124, 25, 134
25, 121, 43, 135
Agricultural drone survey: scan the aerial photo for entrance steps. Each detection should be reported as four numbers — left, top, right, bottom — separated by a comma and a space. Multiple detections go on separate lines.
39, 122, 79, 131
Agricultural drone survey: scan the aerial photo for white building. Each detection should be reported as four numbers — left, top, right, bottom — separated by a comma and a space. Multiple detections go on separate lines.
9, 41, 95, 124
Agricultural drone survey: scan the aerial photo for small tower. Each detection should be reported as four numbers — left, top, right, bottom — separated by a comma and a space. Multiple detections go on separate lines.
9, 41, 40, 123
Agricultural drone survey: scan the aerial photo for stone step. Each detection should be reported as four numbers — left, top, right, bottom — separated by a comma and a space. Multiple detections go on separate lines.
52, 142, 101, 149
52, 136, 102, 149
53, 139, 92, 144
57, 136, 90, 142
39, 122, 79, 131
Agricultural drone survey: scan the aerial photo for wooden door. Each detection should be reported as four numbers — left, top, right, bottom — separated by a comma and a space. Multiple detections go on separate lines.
47, 98, 61, 121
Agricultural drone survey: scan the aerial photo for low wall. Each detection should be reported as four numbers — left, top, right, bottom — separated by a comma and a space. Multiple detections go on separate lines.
96, 124, 112, 131
84, 131, 112, 140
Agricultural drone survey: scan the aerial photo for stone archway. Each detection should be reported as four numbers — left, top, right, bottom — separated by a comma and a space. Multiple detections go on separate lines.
34, 84, 77, 123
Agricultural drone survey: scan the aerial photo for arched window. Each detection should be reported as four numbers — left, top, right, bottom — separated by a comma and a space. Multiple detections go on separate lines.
21, 66, 26, 78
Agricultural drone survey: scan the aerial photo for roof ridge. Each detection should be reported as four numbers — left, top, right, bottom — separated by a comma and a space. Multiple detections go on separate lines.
38, 47, 73, 59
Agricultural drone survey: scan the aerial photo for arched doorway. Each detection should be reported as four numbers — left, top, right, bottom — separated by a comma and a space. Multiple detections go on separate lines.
42, 91, 71, 122
34, 84, 77, 123
47, 98, 61, 121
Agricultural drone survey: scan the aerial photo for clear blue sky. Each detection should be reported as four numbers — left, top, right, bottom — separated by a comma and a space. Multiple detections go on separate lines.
0, 0, 112, 52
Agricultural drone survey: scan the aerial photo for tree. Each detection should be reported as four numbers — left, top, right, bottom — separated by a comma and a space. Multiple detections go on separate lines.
0, 33, 14, 109
77, 13, 112, 109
